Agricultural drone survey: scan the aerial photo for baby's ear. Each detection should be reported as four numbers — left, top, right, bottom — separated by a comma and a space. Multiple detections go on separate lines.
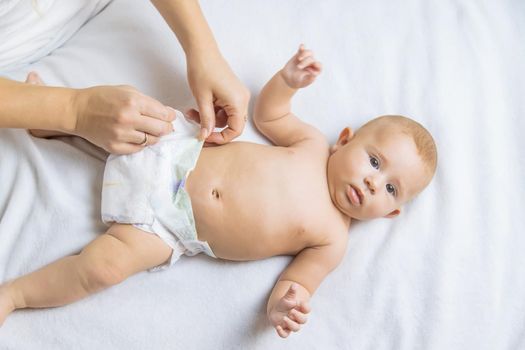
331, 127, 354, 154
384, 208, 401, 219
338, 127, 354, 144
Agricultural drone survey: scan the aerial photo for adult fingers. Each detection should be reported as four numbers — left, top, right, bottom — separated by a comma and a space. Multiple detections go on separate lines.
214, 108, 228, 128
185, 107, 228, 128
205, 106, 246, 144
184, 108, 201, 124
196, 95, 216, 141
108, 131, 159, 153
134, 114, 174, 137
127, 130, 160, 146
129, 94, 176, 137
137, 93, 176, 123
109, 142, 144, 155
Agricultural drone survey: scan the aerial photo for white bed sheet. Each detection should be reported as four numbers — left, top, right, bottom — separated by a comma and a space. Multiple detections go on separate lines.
1, 0, 524, 349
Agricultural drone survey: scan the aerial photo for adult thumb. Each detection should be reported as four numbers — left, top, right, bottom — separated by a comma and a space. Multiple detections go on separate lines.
197, 96, 215, 141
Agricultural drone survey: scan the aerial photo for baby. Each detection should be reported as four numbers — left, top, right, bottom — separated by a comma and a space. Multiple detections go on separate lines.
0, 45, 437, 338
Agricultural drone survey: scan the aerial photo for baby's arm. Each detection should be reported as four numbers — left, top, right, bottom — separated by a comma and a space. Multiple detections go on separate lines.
253, 45, 324, 148
267, 234, 348, 338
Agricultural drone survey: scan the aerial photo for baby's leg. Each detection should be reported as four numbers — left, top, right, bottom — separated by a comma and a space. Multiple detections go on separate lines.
0, 224, 172, 326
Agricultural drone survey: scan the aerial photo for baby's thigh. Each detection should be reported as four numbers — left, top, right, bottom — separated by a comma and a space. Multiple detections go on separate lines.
106, 224, 173, 274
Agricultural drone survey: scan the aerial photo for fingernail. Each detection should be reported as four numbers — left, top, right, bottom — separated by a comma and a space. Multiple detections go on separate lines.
166, 106, 177, 121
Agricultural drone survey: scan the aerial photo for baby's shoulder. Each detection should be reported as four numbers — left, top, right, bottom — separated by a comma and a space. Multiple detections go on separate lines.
307, 213, 350, 250
288, 131, 329, 156
300, 221, 349, 270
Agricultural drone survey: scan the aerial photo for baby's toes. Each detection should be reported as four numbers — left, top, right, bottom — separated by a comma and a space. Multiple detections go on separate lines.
25, 71, 44, 85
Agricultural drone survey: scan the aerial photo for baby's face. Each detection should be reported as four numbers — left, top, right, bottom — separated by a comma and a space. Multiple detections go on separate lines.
327, 123, 429, 220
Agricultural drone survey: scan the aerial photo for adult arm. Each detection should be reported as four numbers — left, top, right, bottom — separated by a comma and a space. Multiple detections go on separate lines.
0, 76, 176, 154
151, 0, 250, 144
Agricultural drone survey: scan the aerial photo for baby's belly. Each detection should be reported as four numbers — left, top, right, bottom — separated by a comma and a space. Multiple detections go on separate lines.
187, 184, 299, 260
184, 142, 311, 261
185, 178, 307, 261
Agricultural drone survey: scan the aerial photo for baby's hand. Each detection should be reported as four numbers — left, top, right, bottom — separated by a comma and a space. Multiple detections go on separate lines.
268, 283, 311, 338
281, 44, 322, 89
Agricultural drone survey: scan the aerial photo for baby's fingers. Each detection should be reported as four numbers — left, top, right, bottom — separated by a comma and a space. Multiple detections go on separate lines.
289, 308, 308, 324
282, 316, 301, 332
307, 61, 322, 74
297, 43, 312, 57
276, 325, 290, 338
298, 56, 317, 70
298, 301, 311, 314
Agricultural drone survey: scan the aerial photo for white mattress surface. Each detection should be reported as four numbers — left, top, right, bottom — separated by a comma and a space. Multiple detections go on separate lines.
0, 1, 524, 349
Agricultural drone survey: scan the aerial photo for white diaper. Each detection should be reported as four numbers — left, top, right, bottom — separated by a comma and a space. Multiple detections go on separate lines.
101, 111, 216, 270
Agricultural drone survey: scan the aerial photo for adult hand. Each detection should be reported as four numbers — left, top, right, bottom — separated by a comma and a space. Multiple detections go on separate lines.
73, 84, 177, 154
184, 50, 250, 144
25, 72, 175, 154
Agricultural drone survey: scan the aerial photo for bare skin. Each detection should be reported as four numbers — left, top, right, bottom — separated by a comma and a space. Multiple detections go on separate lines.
0, 0, 249, 153
0, 47, 431, 339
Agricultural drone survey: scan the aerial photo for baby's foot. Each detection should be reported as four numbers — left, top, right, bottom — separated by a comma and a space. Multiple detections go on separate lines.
0, 283, 16, 327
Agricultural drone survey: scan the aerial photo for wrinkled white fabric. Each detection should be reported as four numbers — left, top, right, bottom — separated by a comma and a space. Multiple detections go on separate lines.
0, 0, 111, 72
0, 0, 524, 349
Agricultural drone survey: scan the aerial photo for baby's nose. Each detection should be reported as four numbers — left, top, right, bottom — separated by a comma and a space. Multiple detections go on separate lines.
365, 177, 376, 194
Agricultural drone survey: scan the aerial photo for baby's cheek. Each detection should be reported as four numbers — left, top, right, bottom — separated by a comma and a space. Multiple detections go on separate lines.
366, 202, 390, 219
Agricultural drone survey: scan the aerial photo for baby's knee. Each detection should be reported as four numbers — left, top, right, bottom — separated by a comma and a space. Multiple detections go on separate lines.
78, 237, 133, 292
80, 255, 129, 293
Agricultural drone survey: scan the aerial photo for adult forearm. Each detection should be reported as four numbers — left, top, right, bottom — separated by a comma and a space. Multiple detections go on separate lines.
0, 78, 76, 131
150, 0, 219, 55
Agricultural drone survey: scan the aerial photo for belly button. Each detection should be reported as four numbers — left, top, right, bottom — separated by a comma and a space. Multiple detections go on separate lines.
211, 189, 220, 199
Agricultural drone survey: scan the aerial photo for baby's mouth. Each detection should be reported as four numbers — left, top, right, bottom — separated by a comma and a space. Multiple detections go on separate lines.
346, 184, 363, 206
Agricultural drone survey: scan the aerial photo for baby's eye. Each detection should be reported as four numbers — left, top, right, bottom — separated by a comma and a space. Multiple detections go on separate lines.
386, 184, 396, 196
369, 156, 379, 169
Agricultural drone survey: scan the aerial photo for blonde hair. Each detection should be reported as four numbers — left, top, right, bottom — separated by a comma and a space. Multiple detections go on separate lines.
361, 115, 438, 177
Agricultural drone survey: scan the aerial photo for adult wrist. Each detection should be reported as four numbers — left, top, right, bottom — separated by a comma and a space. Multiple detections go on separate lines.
34, 85, 79, 133
62, 87, 85, 134
185, 41, 221, 63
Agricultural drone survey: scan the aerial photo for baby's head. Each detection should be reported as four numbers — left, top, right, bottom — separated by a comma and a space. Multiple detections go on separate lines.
327, 115, 437, 220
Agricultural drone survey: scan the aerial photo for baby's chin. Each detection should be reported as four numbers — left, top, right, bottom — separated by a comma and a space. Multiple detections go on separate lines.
347, 209, 395, 221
